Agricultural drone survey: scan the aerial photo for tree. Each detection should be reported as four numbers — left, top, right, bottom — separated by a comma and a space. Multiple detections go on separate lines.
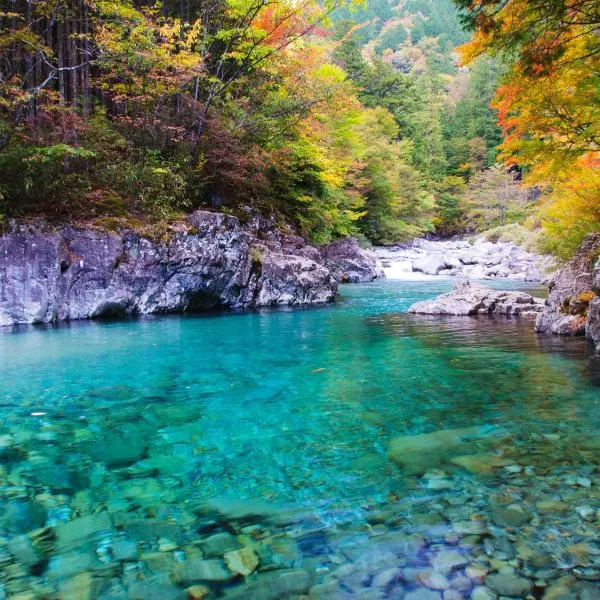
464, 164, 529, 230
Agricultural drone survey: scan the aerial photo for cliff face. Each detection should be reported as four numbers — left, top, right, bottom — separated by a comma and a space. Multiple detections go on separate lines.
0, 211, 383, 326
535, 233, 600, 348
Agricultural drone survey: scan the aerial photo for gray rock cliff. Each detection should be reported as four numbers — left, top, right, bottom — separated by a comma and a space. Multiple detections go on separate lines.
535, 233, 600, 348
0, 212, 343, 326
321, 237, 385, 283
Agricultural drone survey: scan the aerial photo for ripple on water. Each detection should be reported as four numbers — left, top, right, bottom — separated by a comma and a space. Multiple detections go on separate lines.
0, 279, 598, 598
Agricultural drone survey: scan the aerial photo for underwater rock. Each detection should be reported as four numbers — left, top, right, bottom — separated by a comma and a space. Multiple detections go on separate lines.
388, 426, 485, 473
485, 573, 532, 597
173, 558, 234, 584
224, 547, 259, 576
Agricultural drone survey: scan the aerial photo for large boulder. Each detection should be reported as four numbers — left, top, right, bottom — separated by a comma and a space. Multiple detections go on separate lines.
0, 211, 338, 326
535, 233, 600, 345
320, 237, 384, 283
408, 280, 544, 316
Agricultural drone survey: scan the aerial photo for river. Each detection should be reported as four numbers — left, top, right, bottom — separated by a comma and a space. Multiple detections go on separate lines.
0, 279, 598, 599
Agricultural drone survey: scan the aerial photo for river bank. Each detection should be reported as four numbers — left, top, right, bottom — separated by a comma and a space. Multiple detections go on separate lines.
374, 238, 555, 282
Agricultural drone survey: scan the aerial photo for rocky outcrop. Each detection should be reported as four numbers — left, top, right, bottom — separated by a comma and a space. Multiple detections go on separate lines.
408, 280, 544, 316
0, 211, 341, 326
321, 237, 385, 283
535, 233, 600, 347
376, 238, 554, 281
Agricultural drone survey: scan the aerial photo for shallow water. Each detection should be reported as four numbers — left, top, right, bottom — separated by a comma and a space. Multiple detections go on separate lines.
0, 280, 599, 599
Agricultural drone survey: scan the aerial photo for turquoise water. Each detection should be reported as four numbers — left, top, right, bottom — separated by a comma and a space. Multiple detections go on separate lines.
0, 280, 599, 599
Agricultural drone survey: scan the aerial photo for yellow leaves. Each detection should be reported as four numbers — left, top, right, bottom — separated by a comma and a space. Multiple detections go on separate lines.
457, 33, 491, 66
313, 63, 347, 84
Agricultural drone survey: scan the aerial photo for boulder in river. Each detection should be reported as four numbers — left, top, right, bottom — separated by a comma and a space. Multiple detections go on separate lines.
535, 233, 600, 348
407, 281, 544, 316
320, 237, 385, 283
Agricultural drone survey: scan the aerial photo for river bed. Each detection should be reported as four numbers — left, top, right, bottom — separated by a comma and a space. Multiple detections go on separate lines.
0, 280, 598, 599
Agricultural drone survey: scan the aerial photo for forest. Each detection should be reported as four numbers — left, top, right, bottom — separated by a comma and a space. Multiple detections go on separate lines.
0, 0, 598, 255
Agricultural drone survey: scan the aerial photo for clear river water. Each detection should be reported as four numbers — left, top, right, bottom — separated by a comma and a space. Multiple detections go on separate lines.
0, 279, 599, 599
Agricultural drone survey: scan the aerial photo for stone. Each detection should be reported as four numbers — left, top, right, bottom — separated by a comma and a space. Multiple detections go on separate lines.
128, 575, 186, 600
388, 426, 483, 473
542, 582, 578, 600
0, 211, 338, 326
173, 558, 234, 584
490, 507, 530, 529
465, 565, 488, 583
442, 591, 463, 600
7, 535, 40, 567
485, 573, 532, 597
320, 237, 385, 283
202, 533, 240, 557
412, 255, 450, 276
186, 585, 210, 600
535, 232, 600, 348
223, 569, 312, 600
372, 567, 403, 588
536, 501, 569, 514
58, 572, 95, 600
418, 569, 450, 590
408, 281, 543, 317
471, 586, 498, 600
431, 551, 469, 574
451, 455, 510, 475
112, 540, 138, 561
224, 547, 259, 576
404, 590, 442, 600
55, 512, 112, 552
89, 433, 147, 467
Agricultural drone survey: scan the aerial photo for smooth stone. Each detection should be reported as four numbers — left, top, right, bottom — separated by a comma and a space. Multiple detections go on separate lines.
404, 590, 442, 600
112, 540, 138, 561
7, 535, 40, 567
389, 427, 482, 473
471, 586, 498, 600
485, 573, 532, 597
418, 570, 450, 590
186, 585, 210, 600
223, 569, 312, 600
372, 567, 403, 588
128, 575, 186, 600
450, 576, 472, 593
465, 565, 488, 583
542, 582, 578, 600
490, 507, 530, 529
88, 432, 148, 467
536, 501, 569, 514
201, 532, 240, 557
451, 455, 510, 475
47, 551, 95, 580
58, 572, 95, 600
431, 551, 469, 574
443, 591, 463, 600
173, 558, 234, 584
55, 512, 112, 552
453, 521, 488, 535
224, 547, 259, 576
